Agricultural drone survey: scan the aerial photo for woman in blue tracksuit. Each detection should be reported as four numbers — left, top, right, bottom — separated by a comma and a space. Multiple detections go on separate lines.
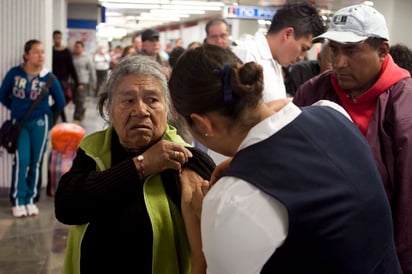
0, 39, 65, 217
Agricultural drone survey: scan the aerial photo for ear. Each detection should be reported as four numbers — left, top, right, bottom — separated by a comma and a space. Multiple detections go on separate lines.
283, 27, 295, 40
190, 113, 214, 137
377, 41, 390, 60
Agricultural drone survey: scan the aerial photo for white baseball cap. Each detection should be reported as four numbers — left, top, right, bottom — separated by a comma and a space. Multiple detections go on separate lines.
313, 4, 389, 44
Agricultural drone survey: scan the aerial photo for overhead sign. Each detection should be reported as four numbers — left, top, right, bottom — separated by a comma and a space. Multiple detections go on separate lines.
224, 5, 276, 20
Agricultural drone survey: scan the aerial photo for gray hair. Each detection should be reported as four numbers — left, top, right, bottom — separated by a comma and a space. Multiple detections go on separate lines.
97, 55, 169, 122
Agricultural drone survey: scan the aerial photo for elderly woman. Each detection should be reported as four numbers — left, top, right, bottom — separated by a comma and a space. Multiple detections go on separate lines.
168, 45, 401, 274
55, 55, 215, 274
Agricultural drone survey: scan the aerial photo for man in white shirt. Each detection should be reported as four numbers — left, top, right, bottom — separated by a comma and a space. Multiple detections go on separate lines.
232, 2, 325, 102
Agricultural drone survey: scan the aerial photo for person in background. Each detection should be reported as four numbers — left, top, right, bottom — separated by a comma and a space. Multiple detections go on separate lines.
174, 38, 184, 48
121, 45, 136, 59
138, 28, 170, 78
293, 4, 412, 272
52, 30, 79, 124
93, 43, 111, 96
232, 2, 325, 102
132, 33, 142, 53
72, 40, 96, 123
169, 44, 402, 274
168, 46, 185, 69
0, 39, 65, 217
284, 43, 332, 96
205, 17, 231, 49
389, 43, 412, 74
55, 55, 215, 274
188, 41, 202, 49
109, 45, 123, 69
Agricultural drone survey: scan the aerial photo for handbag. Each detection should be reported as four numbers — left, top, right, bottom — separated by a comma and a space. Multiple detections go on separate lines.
0, 74, 55, 154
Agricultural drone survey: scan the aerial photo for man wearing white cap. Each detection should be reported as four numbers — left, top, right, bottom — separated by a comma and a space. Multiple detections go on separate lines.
293, 5, 412, 273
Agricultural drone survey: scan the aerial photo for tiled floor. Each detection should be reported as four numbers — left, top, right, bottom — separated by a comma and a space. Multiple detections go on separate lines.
0, 96, 106, 274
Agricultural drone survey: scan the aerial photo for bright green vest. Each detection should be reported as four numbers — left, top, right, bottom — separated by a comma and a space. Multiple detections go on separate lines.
62, 125, 191, 274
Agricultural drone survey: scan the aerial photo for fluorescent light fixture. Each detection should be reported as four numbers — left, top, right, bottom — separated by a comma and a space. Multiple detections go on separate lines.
141, 12, 189, 18
150, 9, 205, 14
363, 1, 374, 6
99, 0, 169, 3
161, 4, 222, 11
135, 16, 181, 21
171, 1, 224, 6
101, 3, 160, 9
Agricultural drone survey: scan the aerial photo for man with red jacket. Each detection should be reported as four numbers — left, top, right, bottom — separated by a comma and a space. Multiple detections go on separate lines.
293, 4, 412, 272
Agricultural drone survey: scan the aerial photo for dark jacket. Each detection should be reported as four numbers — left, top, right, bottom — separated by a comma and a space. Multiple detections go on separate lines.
293, 70, 412, 273
224, 106, 401, 274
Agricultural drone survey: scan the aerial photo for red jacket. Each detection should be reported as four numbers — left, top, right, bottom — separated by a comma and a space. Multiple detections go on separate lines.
294, 68, 412, 273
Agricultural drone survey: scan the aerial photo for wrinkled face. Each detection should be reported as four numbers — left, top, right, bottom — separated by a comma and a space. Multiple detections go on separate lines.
142, 37, 161, 56
206, 22, 229, 49
329, 40, 383, 94
277, 33, 312, 66
25, 43, 45, 67
110, 74, 167, 151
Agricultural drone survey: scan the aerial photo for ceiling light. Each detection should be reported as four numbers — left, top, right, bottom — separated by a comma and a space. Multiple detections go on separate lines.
363, 1, 374, 6
141, 12, 189, 18
171, 1, 224, 6
161, 4, 222, 11
150, 9, 205, 14
135, 16, 181, 21
101, 3, 161, 9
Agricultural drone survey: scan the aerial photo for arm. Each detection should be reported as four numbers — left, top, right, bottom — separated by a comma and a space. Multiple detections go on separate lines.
180, 168, 210, 274
55, 139, 193, 224
88, 56, 97, 90
390, 82, 412, 272
66, 49, 79, 87
0, 69, 15, 109
49, 75, 66, 112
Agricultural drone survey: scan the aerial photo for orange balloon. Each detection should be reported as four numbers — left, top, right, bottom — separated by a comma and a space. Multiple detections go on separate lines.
50, 122, 86, 152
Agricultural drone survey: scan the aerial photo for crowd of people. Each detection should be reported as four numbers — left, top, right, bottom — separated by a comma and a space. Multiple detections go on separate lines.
0, 2, 411, 274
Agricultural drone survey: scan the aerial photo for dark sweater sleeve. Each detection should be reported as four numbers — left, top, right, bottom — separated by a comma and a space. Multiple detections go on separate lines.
54, 148, 142, 225
66, 49, 79, 86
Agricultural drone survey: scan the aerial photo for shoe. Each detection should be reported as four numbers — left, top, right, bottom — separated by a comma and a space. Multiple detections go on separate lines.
12, 205, 27, 218
26, 204, 39, 216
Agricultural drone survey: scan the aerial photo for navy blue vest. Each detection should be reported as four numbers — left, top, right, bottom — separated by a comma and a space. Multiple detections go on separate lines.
224, 106, 401, 274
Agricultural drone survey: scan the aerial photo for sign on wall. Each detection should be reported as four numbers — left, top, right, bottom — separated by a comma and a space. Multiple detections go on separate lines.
224, 5, 276, 20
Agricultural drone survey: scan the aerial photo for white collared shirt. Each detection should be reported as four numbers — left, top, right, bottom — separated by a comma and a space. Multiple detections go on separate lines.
202, 102, 351, 274
232, 32, 287, 102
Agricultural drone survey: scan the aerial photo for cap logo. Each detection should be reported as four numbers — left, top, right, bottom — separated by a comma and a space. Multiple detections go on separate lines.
333, 15, 348, 25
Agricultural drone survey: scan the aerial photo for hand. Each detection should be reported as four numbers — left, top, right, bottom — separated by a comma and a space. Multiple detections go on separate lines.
180, 168, 209, 219
133, 140, 192, 177
266, 98, 292, 112
77, 84, 84, 91
210, 157, 232, 185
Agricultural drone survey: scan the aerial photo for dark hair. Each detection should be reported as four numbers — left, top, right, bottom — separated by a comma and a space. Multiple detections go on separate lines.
75, 40, 84, 47
169, 44, 263, 127
205, 17, 229, 35
169, 46, 186, 68
23, 39, 41, 62
121, 45, 134, 57
390, 43, 412, 74
53, 30, 62, 36
267, 2, 325, 39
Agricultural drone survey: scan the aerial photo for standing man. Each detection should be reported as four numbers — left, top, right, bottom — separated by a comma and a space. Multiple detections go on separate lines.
293, 5, 412, 272
52, 30, 79, 124
232, 3, 325, 101
72, 41, 96, 123
205, 18, 231, 49
138, 28, 170, 78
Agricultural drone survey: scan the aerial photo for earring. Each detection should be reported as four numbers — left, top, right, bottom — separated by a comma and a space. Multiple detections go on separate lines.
204, 133, 208, 137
